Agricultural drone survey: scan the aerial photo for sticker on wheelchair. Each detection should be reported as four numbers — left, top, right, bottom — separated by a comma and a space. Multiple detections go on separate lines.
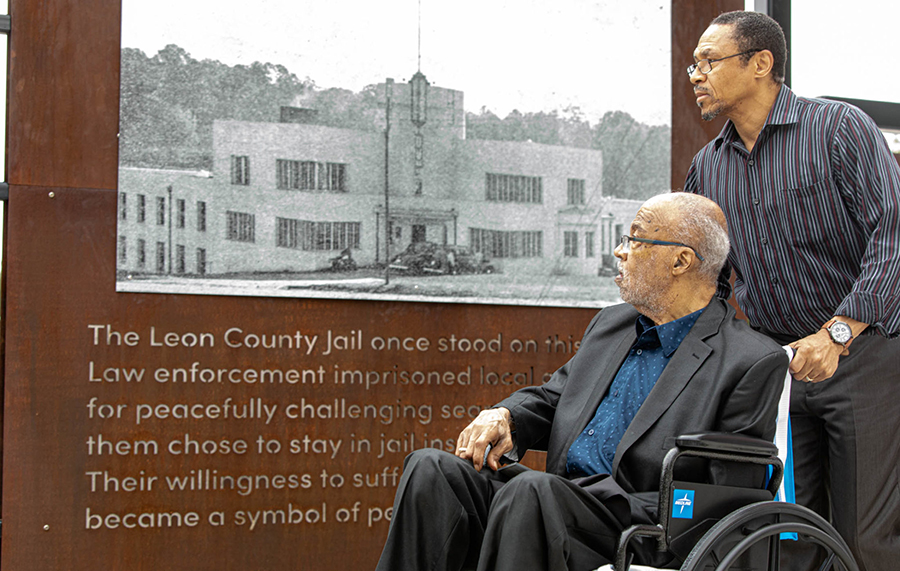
672, 489, 695, 519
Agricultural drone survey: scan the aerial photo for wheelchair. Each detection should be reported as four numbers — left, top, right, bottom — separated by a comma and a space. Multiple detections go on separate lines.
606, 432, 859, 571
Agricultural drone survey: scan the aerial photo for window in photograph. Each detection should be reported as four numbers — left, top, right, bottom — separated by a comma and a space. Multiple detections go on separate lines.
156, 242, 166, 273
137, 194, 146, 223
197, 201, 206, 232
119, 192, 127, 220
226, 211, 255, 243
196, 248, 207, 275
231, 155, 250, 185
326, 162, 346, 191
567, 179, 585, 205
176, 199, 185, 229
176, 244, 186, 274
521, 231, 543, 258
585, 231, 595, 258
470, 228, 543, 259
118, 236, 127, 264
156, 196, 166, 225
137, 238, 146, 269
485, 173, 543, 204
276, 220, 361, 251
277, 159, 347, 192
564, 231, 578, 257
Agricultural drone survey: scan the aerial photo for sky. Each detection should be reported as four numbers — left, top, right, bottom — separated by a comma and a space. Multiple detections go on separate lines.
122, 0, 673, 126
121, 0, 899, 131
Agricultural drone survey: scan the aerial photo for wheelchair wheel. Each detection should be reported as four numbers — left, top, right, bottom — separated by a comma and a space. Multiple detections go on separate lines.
679, 502, 858, 571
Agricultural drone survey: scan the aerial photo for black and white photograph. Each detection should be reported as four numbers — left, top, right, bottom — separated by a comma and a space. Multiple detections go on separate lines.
114, 0, 674, 307
114, 0, 898, 306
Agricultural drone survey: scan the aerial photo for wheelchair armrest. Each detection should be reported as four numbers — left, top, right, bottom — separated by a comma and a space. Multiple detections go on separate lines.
657, 432, 784, 550
661, 432, 783, 498
615, 433, 784, 571
674, 432, 778, 457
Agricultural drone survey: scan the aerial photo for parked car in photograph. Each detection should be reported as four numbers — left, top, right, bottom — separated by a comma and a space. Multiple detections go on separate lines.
444, 245, 495, 275
389, 241, 446, 274
329, 248, 358, 272
389, 242, 495, 275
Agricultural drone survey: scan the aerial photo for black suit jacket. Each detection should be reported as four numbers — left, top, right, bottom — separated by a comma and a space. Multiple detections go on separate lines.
496, 299, 788, 525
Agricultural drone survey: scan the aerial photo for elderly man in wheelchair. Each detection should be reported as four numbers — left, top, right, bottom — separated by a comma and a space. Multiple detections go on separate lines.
374, 193, 857, 571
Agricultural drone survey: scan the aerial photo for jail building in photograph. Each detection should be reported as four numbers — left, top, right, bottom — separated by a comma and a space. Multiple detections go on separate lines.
116, 73, 644, 278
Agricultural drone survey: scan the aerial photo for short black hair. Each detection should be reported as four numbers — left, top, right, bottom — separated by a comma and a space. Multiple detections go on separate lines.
711, 11, 787, 84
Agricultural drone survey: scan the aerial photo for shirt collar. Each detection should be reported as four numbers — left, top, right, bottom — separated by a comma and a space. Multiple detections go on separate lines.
713, 84, 800, 150
635, 309, 703, 358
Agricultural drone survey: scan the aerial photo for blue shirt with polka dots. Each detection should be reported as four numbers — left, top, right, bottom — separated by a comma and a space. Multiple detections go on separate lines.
565, 309, 702, 477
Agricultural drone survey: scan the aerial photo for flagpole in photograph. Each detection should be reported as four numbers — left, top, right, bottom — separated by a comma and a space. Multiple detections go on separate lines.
384, 78, 393, 285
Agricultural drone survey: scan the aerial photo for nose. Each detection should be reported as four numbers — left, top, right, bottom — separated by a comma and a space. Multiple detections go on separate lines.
689, 66, 704, 85
614, 242, 626, 261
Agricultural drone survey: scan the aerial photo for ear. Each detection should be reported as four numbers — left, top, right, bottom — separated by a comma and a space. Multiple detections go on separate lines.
753, 49, 775, 80
671, 249, 694, 276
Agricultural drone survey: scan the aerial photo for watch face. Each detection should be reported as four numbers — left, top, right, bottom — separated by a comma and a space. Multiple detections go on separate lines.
829, 322, 853, 344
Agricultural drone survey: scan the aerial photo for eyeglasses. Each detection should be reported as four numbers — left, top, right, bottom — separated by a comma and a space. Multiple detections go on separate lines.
620, 235, 704, 262
687, 49, 761, 77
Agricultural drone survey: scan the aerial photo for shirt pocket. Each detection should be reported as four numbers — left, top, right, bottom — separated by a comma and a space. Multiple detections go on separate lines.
771, 180, 848, 252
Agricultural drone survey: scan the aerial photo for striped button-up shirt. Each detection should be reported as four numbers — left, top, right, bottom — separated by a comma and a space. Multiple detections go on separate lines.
684, 86, 900, 339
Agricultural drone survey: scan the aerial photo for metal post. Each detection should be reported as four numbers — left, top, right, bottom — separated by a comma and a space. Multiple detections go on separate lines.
375, 211, 380, 264
452, 209, 458, 245
167, 185, 173, 275
384, 79, 393, 285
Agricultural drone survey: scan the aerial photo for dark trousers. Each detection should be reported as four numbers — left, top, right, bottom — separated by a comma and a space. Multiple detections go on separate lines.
783, 334, 900, 571
375, 448, 649, 571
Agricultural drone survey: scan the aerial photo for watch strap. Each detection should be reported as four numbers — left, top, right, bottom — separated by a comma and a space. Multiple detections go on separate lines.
822, 318, 854, 348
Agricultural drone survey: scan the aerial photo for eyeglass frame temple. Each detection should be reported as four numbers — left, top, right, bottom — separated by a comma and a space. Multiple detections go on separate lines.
686, 49, 762, 77
620, 235, 705, 262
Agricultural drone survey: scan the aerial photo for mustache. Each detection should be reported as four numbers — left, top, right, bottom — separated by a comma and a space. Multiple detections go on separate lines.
694, 87, 710, 96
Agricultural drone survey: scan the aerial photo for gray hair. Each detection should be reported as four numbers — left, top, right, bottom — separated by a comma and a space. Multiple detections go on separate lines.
664, 193, 730, 283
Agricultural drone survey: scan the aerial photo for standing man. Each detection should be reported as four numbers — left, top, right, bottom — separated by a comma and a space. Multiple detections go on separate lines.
684, 11, 900, 571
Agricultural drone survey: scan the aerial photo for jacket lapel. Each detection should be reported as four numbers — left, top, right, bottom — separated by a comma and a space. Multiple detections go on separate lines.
556, 332, 634, 467
610, 300, 726, 476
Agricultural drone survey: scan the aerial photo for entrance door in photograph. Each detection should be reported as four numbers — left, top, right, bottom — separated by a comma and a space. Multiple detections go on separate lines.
412, 224, 426, 243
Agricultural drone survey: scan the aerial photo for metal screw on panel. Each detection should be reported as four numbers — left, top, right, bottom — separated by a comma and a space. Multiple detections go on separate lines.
43, 524, 50, 531
48, 192, 55, 198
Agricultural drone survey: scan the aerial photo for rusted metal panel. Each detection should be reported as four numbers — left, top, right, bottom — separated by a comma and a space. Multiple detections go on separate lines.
670, 0, 743, 189
6, 0, 121, 190
3, 184, 584, 571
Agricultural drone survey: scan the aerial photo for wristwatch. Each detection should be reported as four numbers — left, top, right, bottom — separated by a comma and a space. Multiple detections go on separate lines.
822, 319, 854, 348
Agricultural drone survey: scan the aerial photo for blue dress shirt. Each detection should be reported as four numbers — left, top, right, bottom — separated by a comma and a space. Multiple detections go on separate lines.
565, 309, 702, 477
